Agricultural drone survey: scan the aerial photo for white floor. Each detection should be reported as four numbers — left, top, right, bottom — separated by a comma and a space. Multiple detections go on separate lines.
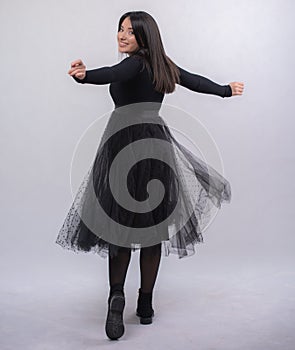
1, 250, 294, 350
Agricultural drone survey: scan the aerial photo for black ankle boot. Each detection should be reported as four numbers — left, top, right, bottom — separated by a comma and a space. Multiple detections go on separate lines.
105, 289, 125, 340
136, 288, 154, 324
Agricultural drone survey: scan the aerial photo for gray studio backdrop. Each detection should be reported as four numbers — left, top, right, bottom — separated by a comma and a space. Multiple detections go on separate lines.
1, 0, 294, 349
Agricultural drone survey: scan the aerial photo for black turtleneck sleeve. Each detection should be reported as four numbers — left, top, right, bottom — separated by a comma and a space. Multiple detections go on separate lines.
72, 55, 143, 85
176, 66, 232, 98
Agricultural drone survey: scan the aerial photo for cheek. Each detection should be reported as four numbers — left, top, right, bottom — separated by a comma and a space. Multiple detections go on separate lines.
131, 37, 139, 47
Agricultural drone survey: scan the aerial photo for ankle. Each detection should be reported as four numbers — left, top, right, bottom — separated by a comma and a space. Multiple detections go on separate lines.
139, 287, 153, 294
109, 283, 124, 299
137, 288, 154, 314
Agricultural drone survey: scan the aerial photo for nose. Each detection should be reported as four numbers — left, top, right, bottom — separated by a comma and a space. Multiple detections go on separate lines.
119, 31, 126, 40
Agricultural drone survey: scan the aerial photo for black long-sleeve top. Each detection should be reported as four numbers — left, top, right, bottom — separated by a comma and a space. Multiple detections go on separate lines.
73, 54, 232, 108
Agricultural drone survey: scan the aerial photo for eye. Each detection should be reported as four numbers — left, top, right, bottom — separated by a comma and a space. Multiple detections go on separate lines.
118, 27, 134, 35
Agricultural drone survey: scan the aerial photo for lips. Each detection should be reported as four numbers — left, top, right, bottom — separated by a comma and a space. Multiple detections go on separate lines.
119, 42, 128, 46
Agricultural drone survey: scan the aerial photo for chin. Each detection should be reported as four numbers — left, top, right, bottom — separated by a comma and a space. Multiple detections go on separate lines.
119, 48, 130, 54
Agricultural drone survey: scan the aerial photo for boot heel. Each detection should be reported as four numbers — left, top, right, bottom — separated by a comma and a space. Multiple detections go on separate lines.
136, 310, 154, 324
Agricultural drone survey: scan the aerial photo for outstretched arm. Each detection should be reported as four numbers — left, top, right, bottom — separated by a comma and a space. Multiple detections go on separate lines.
68, 55, 143, 85
176, 65, 244, 97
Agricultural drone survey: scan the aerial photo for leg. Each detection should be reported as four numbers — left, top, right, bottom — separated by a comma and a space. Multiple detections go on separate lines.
139, 243, 162, 293
108, 245, 131, 295
137, 243, 162, 324
105, 245, 131, 340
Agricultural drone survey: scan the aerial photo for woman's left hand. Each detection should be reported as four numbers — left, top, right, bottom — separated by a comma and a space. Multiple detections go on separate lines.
229, 82, 244, 96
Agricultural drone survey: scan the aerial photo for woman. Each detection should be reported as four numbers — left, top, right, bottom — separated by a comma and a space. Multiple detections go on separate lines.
56, 11, 244, 340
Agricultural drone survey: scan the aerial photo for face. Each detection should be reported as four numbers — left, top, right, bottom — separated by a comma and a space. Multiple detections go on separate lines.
117, 17, 139, 55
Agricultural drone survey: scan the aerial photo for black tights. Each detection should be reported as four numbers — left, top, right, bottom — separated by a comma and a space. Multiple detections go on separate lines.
108, 243, 162, 294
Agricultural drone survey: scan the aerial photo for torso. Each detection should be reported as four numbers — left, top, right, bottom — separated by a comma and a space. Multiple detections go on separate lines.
109, 59, 164, 108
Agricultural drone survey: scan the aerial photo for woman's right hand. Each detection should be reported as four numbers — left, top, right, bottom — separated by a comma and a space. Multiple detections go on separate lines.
68, 59, 86, 80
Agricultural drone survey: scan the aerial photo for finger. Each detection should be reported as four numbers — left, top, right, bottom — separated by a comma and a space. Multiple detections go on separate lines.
68, 64, 85, 73
234, 86, 244, 94
70, 70, 84, 77
68, 68, 79, 75
70, 59, 83, 67
68, 66, 85, 75
232, 88, 243, 95
69, 68, 85, 76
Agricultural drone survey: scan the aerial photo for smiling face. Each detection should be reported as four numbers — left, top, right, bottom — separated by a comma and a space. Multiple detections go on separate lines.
117, 17, 139, 55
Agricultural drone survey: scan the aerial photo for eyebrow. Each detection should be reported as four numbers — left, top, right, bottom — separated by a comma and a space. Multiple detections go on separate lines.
120, 25, 133, 29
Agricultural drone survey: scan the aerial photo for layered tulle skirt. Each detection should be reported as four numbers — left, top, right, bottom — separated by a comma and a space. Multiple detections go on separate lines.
55, 103, 231, 259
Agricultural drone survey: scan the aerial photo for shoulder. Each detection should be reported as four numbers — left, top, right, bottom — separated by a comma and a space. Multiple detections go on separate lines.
113, 54, 144, 73
121, 54, 144, 65
125, 54, 145, 70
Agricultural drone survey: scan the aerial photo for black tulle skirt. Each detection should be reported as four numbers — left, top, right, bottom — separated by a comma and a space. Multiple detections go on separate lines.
55, 103, 231, 259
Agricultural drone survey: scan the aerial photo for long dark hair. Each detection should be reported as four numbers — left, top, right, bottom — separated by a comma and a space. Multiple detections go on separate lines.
118, 11, 180, 94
